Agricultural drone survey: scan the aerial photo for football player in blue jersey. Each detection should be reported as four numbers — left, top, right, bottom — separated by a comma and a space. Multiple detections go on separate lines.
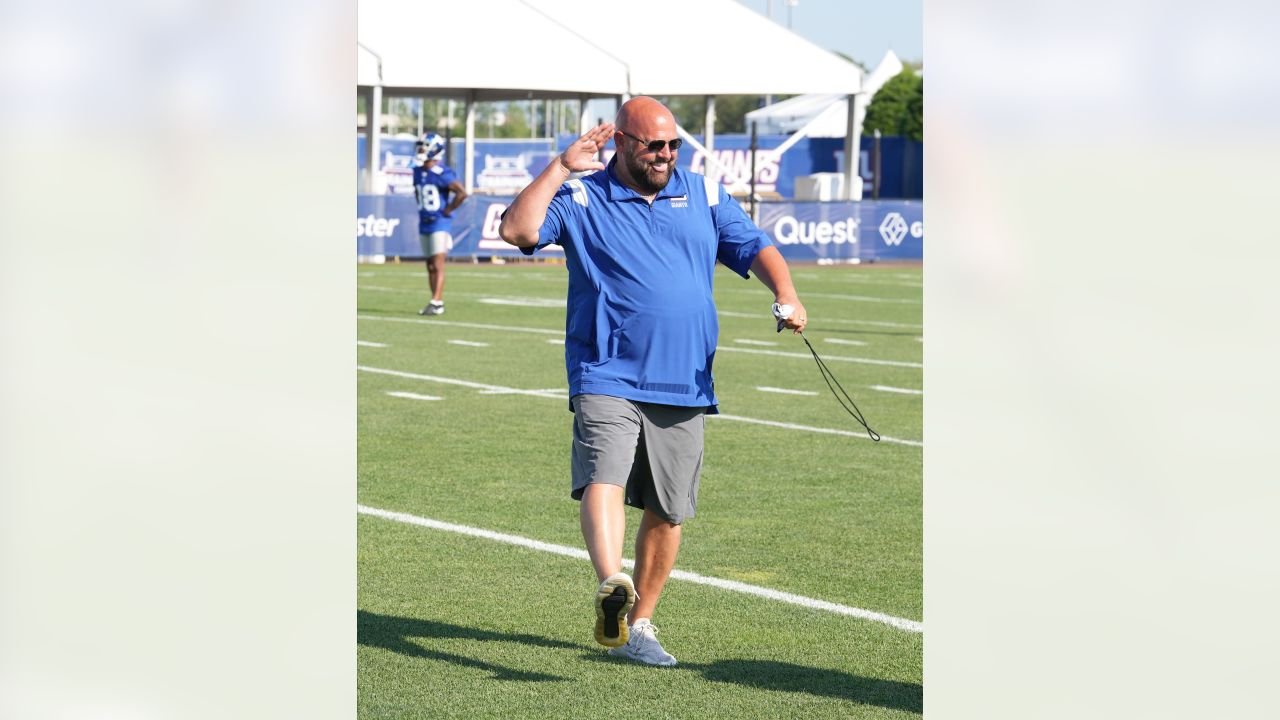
412, 132, 469, 315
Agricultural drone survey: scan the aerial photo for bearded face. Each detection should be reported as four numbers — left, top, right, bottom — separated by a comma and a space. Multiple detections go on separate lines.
619, 137, 674, 195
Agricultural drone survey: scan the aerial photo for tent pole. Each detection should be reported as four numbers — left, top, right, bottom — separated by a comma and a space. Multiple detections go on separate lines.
578, 96, 591, 134
704, 95, 716, 158
464, 92, 477, 194
370, 84, 383, 193
842, 92, 866, 200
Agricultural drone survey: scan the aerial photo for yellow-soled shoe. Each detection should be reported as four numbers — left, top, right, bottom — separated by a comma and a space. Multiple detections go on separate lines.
594, 573, 636, 647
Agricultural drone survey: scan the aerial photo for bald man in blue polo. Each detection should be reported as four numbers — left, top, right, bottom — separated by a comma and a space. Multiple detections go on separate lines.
500, 96, 808, 666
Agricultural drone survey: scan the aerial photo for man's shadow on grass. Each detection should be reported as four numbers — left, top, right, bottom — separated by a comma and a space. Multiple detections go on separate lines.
585, 653, 921, 713
358, 609, 578, 682
688, 659, 922, 714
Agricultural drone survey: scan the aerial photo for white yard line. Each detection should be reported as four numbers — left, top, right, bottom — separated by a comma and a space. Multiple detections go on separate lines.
357, 504, 922, 633
447, 339, 490, 348
712, 414, 922, 447
871, 385, 923, 396
716, 310, 922, 330
357, 340, 389, 348
801, 291, 921, 305
385, 391, 442, 401
546, 339, 565, 345
718, 345, 922, 369
357, 314, 562, 336
360, 311, 921, 340
721, 288, 921, 305
449, 271, 513, 279
733, 338, 779, 347
477, 297, 566, 308
358, 365, 923, 447
357, 365, 568, 400
823, 338, 867, 347
755, 386, 819, 396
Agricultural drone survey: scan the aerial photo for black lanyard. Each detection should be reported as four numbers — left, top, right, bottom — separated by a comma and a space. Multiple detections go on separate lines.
774, 304, 880, 442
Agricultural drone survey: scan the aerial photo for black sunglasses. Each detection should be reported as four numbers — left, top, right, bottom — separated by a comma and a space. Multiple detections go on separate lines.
618, 130, 682, 153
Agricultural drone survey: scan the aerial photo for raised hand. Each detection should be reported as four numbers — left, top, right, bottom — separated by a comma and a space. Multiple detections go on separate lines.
559, 123, 615, 173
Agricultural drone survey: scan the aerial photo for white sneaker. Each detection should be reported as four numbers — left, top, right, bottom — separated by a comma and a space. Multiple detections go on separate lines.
419, 301, 444, 316
607, 619, 677, 667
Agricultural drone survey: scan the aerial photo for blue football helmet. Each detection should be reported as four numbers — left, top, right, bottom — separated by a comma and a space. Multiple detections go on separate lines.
416, 132, 446, 163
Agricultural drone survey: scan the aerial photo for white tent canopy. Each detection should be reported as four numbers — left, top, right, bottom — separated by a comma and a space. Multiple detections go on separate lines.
358, 0, 869, 197
744, 50, 905, 137
529, 0, 861, 97
358, 0, 862, 97
358, 0, 627, 98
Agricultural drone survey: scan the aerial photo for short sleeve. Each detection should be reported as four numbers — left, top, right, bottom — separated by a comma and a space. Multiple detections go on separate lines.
712, 185, 772, 278
516, 183, 576, 256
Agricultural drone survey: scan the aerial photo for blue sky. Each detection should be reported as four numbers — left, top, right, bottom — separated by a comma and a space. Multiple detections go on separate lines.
733, 0, 921, 66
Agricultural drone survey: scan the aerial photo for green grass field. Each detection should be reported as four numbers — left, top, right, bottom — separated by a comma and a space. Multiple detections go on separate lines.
358, 259, 922, 719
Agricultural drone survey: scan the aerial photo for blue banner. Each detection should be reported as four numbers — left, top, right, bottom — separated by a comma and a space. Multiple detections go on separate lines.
757, 200, 923, 262
357, 195, 920, 262
358, 132, 922, 200
356, 194, 419, 259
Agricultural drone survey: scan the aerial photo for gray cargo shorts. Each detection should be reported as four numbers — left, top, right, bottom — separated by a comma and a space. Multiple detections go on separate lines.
570, 394, 707, 525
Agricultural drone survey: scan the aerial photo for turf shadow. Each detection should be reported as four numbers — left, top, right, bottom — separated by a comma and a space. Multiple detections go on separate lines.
684, 659, 921, 713
358, 609, 578, 682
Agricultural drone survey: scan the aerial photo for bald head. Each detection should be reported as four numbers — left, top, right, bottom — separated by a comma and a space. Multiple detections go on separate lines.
616, 96, 676, 137
613, 96, 679, 197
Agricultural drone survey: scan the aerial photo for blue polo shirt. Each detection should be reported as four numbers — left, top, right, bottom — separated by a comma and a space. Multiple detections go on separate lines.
522, 160, 772, 411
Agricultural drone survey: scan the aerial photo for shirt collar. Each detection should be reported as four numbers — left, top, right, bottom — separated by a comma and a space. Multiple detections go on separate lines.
604, 157, 687, 203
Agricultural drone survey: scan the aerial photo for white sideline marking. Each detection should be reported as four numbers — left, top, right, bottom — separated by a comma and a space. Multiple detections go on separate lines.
823, 338, 867, 347
358, 284, 403, 293
358, 314, 562, 336
733, 338, 778, 347
477, 296, 566, 308
717, 310, 922, 330
871, 385, 923, 396
357, 365, 568, 400
722, 288, 920, 305
547, 339, 565, 345
712, 414, 922, 448
448, 339, 490, 348
358, 364, 923, 447
357, 504, 922, 634
451, 271, 513, 279
359, 314, 921, 368
718, 345, 922, 369
357, 340, 388, 348
386, 391, 442, 401
756, 386, 819, 396
479, 388, 568, 396
803, 292, 920, 305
